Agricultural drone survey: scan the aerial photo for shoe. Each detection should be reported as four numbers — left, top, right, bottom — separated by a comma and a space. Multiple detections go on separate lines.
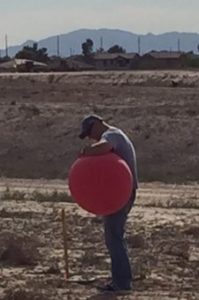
97, 282, 132, 293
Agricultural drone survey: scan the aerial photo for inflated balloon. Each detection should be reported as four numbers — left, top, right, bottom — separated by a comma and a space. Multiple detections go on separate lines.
69, 153, 133, 215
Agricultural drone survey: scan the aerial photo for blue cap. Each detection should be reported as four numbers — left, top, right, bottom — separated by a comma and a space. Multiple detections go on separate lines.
79, 114, 103, 139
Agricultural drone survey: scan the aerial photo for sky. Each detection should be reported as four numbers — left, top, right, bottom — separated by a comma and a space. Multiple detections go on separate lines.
0, 0, 198, 47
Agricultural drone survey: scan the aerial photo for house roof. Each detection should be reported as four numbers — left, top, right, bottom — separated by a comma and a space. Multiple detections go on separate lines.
65, 57, 95, 70
0, 59, 47, 69
0, 60, 15, 69
94, 52, 138, 60
145, 51, 184, 59
17, 59, 47, 66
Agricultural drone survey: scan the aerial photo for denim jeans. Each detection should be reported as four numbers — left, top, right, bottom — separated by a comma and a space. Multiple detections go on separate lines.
103, 190, 136, 289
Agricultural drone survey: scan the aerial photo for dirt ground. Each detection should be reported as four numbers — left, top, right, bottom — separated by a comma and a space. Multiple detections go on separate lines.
0, 71, 198, 299
0, 180, 198, 300
0, 70, 199, 182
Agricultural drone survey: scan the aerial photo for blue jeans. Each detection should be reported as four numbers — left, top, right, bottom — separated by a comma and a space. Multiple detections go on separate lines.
103, 190, 136, 289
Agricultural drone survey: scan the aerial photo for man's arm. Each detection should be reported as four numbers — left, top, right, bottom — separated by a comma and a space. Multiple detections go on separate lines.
82, 140, 113, 156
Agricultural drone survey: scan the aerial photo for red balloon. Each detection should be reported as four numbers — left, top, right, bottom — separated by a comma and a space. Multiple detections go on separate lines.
69, 153, 133, 215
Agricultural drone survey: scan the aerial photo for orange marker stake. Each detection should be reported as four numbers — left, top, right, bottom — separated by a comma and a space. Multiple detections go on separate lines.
61, 208, 69, 280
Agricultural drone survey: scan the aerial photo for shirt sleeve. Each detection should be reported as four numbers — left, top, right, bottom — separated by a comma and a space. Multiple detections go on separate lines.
102, 132, 118, 150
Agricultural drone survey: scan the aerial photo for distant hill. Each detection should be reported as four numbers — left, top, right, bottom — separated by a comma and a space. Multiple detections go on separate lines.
1, 29, 199, 58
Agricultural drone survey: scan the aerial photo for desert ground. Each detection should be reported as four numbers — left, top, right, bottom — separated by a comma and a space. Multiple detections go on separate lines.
0, 71, 199, 299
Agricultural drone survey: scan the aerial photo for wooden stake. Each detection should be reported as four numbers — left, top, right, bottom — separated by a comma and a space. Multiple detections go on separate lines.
61, 208, 69, 279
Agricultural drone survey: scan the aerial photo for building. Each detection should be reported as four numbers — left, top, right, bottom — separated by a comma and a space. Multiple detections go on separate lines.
94, 53, 140, 70
139, 51, 187, 69
65, 56, 95, 71
0, 59, 49, 72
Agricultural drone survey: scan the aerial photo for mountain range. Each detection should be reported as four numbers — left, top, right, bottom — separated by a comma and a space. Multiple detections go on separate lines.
1, 29, 199, 58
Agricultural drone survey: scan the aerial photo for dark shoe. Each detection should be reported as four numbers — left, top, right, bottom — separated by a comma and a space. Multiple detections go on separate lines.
97, 282, 132, 293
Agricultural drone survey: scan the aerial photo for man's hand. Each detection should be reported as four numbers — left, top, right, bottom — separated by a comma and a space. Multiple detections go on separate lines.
80, 140, 113, 156
79, 146, 90, 156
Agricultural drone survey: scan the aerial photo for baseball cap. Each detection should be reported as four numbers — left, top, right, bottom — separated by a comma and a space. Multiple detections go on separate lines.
79, 114, 103, 139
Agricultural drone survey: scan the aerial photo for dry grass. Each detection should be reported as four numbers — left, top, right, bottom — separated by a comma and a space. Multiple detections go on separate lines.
0, 187, 73, 203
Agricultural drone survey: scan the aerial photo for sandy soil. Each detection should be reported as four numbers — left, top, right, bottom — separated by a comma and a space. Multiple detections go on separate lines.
0, 71, 198, 299
0, 70, 199, 182
0, 180, 198, 300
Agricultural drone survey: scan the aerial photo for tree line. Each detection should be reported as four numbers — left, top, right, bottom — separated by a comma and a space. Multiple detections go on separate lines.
82, 38, 125, 57
0, 38, 126, 63
1, 38, 199, 68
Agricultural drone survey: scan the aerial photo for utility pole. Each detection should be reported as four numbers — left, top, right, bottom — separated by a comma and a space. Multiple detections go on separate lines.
5, 34, 8, 57
177, 38, 181, 52
57, 35, 60, 56
69, 48, 76, 56
138, 36, 141, 55
100, 36, 104, 52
